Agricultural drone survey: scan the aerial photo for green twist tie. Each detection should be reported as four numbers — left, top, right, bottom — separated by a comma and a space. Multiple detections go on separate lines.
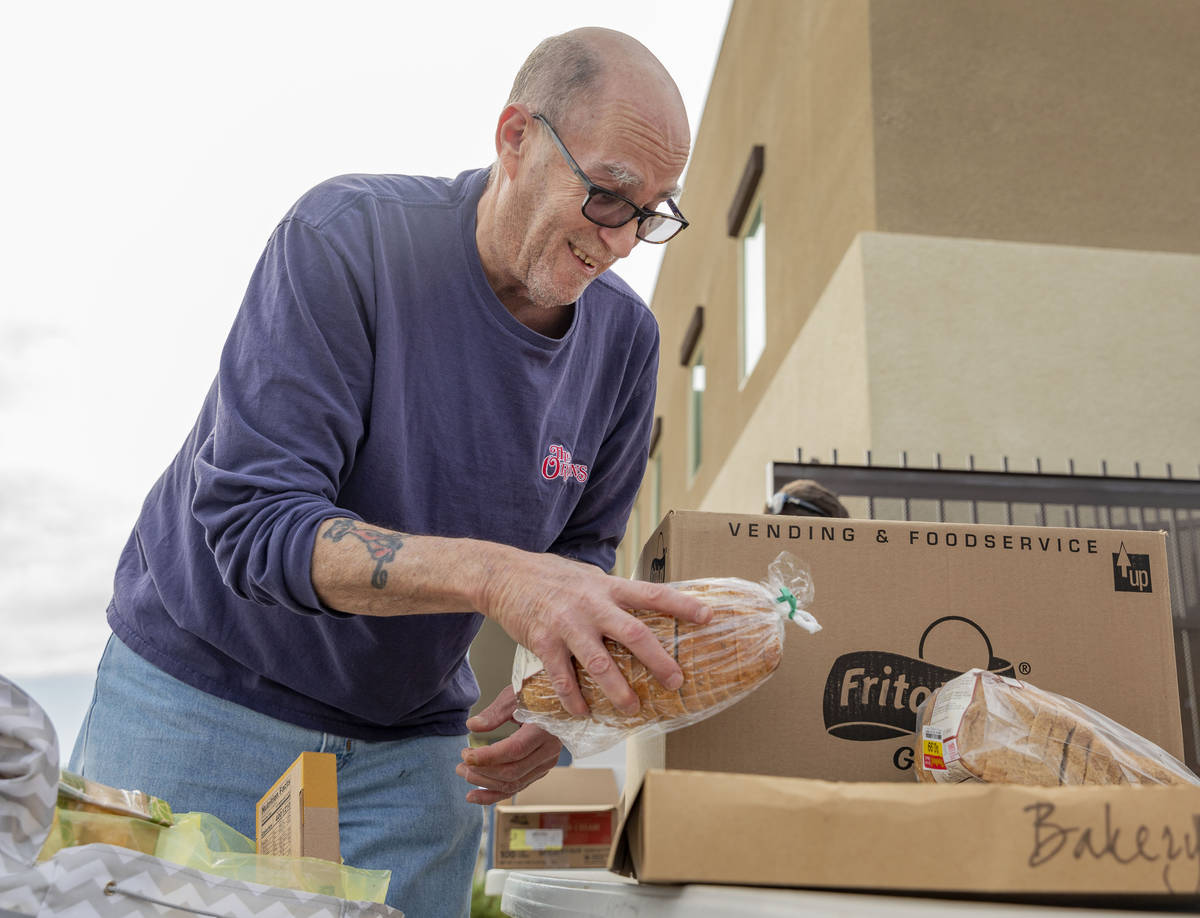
776, 586, 798, 620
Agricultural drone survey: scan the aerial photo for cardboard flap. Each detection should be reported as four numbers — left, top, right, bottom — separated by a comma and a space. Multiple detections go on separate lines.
502, 803, 616, 814
607, 768, 648, 876
495, 772, 621, 871
515, 767, 619, 806
610, 768, 1200, 904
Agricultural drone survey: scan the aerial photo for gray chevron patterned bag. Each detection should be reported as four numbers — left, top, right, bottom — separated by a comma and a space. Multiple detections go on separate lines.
0, 673, 402, 917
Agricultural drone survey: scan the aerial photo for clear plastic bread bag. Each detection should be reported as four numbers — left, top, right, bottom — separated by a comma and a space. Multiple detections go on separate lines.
914, 667, 1200, 786
511, 551, 820, 758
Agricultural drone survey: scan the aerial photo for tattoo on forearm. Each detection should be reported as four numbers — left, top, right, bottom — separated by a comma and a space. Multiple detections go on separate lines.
324, 519, 406, 589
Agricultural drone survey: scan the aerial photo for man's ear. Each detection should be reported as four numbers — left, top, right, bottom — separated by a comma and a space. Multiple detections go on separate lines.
495, 104, 533, 181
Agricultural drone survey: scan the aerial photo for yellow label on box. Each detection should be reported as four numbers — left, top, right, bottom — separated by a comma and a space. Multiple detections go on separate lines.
510, 828, 564, 851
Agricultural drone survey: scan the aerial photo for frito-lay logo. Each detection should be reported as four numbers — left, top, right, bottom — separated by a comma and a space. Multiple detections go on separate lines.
1113, 542, 1152, 593
822, 616, 1015, 741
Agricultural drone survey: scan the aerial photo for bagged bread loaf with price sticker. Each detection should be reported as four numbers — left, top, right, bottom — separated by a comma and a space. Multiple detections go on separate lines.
511, 551, 820, 758
915, 668, 1200, 786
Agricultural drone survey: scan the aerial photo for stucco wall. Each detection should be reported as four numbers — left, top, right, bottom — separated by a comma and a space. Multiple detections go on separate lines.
649, 0, 877, 522
870, 0, 1200, 255
698, 237, 873, 513
861, 233, 1200, 476
696, 231, 1200, 516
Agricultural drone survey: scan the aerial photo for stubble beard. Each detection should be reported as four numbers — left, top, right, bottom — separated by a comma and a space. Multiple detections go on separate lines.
507, 167, 601, 310
524, 258, 594, 310
513, 215, 598, 310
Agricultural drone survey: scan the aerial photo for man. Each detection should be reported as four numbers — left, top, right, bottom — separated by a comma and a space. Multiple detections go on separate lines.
70, 27, 704, 917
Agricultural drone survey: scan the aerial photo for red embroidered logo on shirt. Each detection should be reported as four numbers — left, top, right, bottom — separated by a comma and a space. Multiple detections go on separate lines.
541, 444, 589, 483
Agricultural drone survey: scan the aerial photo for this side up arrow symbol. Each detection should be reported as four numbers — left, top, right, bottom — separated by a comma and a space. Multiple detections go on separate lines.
1116, 543, 1132, 577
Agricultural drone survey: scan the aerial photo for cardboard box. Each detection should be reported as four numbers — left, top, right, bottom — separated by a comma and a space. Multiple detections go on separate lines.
255, 751, 339, 862
493, 767, 618, 869
612, 769, 1200, 906
628, 512, 1183, 788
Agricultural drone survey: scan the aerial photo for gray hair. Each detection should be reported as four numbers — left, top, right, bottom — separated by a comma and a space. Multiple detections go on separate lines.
505, 32, 606, 131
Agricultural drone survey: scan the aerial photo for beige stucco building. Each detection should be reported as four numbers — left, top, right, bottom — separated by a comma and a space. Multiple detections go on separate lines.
617, 0, 1200, 574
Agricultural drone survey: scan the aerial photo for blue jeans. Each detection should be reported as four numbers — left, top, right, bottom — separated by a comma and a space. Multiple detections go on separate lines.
69, 635, 481, 918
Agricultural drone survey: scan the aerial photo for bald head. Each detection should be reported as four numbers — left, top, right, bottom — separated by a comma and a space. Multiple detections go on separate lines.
506, 28, 688, 139
477, 29, 691, 320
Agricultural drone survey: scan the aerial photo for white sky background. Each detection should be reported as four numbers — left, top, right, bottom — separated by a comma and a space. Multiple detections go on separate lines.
0, 1, 733, 682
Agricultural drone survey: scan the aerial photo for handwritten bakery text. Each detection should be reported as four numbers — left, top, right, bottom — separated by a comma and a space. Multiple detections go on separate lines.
1026, 801, 1200, 893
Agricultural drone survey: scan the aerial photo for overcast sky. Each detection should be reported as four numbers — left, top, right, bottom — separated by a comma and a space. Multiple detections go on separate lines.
0, 1, 733, 680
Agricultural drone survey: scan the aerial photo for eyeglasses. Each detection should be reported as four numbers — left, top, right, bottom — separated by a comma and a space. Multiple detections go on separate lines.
532, 113, 688, 244
767, 493, 841, 517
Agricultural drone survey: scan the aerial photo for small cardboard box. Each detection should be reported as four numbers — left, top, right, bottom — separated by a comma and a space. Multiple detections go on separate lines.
628, 512, 1183, 787
255, 751, 339, 862
493, 767, 618, 869
612, 769, 1200, 905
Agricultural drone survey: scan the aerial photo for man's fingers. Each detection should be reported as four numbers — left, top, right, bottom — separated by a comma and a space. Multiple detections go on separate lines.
604, 614, 683, 696
464, 721, 551, 768
553, 605, 684, 718
466, 765, 556, 807
465, 685, 518, 734
614, 580, 711, 625
457, 755, 557, 800
597, 582, 708, 696
537, 650, 590, 718
457, 724, 562, 804
466, 787, 509, 806
574, 636, 641, 715
578, 604, 686, 708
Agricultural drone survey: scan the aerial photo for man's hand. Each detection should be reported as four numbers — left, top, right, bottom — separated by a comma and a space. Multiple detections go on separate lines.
479, 551, 711, 719
312, 523, 711, 722
458, 687, 562, 805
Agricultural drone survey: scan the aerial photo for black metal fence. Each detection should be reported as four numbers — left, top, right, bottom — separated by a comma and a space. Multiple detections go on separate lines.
770, 451, 1200, 771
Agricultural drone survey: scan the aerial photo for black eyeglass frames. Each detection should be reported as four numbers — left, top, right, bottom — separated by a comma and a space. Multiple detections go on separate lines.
768, 494, 831, 516
532, 113, 688, 244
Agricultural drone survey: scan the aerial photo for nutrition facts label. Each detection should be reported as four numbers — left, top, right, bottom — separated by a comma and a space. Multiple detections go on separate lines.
257, 775, 302, 857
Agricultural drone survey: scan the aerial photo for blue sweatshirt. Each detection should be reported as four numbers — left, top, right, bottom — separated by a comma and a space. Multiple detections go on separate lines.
108, 168, 659, 741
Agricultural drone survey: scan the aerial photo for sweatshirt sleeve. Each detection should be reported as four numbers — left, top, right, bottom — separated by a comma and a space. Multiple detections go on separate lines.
191, 215, 374, 615
551, 307, 660, 572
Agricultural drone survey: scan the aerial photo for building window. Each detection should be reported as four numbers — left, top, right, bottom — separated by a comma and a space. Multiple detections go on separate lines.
740, 201, 766, 381
688, 348, 705, 477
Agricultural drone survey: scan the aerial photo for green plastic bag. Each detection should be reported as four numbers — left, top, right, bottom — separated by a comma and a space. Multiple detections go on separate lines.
40, 808, 391, 903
